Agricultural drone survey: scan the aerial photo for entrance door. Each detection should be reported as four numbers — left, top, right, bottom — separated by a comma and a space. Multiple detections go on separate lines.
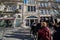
26, 19, 38, 26
26, 19, 29, 26
5, 20, 12, 27
30, 19, 34, 26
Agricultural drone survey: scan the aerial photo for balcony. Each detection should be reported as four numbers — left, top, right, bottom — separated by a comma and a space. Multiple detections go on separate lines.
15, 9, 21, 13
0, 5, 5, 11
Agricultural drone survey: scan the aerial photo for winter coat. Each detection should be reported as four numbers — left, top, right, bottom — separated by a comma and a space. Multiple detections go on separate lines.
31, 23, 37, 35
36, 23, 41, 30
38, 27, 51, 40
53, 26, 60, 40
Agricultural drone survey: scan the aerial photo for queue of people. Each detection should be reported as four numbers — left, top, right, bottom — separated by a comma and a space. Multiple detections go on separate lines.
30, 21, 60, 40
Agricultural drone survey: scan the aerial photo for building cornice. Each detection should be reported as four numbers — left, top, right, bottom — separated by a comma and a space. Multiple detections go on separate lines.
37, 1, 60, 3
0, 0, 23, 3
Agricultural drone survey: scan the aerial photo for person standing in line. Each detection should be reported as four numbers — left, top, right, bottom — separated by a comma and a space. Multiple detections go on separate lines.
53, 22, 60, 40
30, 22, 37, 36
53, 22, 58, 31
38, 22, 51, 40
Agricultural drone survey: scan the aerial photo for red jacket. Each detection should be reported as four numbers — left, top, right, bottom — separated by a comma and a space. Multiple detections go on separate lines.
38, 27, 51, 40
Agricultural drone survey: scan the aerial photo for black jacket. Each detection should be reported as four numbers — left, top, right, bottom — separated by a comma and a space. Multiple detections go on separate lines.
53, 26, 60, 40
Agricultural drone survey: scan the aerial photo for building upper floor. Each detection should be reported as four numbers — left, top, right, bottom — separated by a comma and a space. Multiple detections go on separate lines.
37, 0, 56, 1
0, 3, 5, 11
0, 0, 60, 14
0, 0, 23, 13
24, 0, 36, 4
37, 0, 60, 9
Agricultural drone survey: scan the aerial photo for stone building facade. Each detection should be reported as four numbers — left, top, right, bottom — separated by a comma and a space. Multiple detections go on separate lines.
0, 0, 60, 28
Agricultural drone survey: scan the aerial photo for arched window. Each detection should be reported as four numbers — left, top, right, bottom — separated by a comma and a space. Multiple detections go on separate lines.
18, 15, 21, 18
27, 16, 37, 18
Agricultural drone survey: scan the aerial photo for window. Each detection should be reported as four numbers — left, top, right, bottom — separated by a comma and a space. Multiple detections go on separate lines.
43, 10, 46, 14
40, 3, 45, 7
34, 6, 36, 12
46, 10, 49, 14
41, 10, 44, 14
43, 10, 50, 14
51, 3, 54, 7
48, 10, 50, 14
41, 3, 45, 7
39, 0, 49, 1
40, 3, 42, 7
39, 2, 49, 8
12, 5, 16, 10
19, 5, 21, 9
0, 14, 4, 17
50, 9, 54, 14
39, 0, 43, 1
31, 6, 33, 11
51, 0, 54, 1
39, 10, 41, 14
40, 9, 50, 14
28, 6, 36, 12
18, 15, 21, 18
45, 0, 49, 1
48, 2, 51, 7
28, 6, 30, 11
45, 3, 48, 7
7, 5, 16, 11
27, 0, 36, 4
15, 19, 21, 27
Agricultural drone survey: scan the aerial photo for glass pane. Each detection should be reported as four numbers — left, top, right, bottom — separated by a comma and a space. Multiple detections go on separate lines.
0, 28, 3, 39
45, 3, 48, 7
27, 0, 35, 4
31, 6, 33, 11
28, 6, 30, 11
39, 10, 41, 14
43, 10, 45, 14
15, 19, 21, 27
40, 3, 42, 7
18, 15, 21, 18
0, 20, 5, 27
12, 5, 16, 10
19, 5, 21, 9
26, 20, 29, 26
30, 20, 34, 26
42, 3, 44, 7
41, 10, 43, 14
34, 6, 36, 12
35, 19, 38, 23
47, 10, 49, 14
4, 20, 12, 27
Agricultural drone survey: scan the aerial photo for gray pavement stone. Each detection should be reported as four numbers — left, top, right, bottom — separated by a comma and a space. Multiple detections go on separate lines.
0, 32, 3, 39
1, 27, 34, 40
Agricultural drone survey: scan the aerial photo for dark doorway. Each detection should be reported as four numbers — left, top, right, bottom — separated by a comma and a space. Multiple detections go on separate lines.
30, 19, 34, 26
5, 20, 12, 27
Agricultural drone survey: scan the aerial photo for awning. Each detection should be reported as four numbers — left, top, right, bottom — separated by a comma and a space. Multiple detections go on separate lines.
27, 16, 37, 18
0, 18, 15, 20
40, 15, 51, 17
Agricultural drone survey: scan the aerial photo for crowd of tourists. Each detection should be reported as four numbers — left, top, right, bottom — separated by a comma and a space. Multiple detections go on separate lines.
30, 21, 60, 40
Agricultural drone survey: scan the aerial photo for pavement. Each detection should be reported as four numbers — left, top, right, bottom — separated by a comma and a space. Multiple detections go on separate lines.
0, 27, 54, 40
0, 27, 34, 40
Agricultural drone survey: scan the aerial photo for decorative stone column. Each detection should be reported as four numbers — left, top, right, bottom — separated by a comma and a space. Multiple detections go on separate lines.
13, 19, 16, 28
21, 19, 27, 28
38, 17, 40, 23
